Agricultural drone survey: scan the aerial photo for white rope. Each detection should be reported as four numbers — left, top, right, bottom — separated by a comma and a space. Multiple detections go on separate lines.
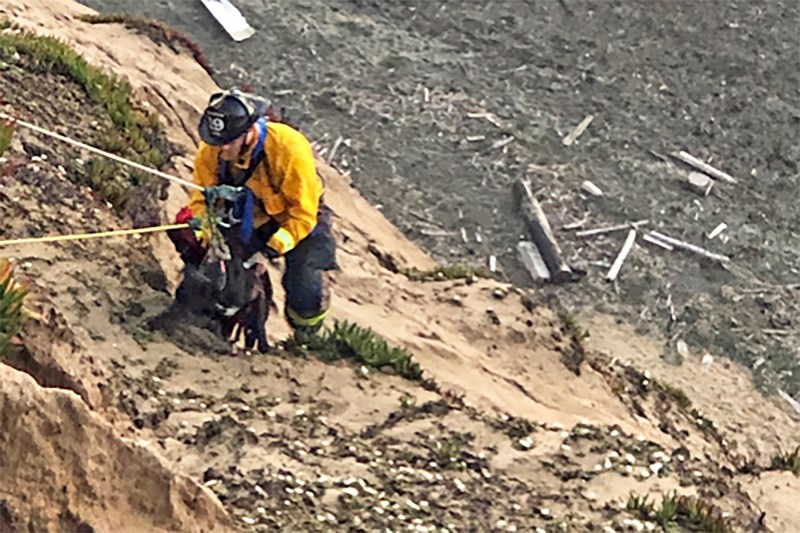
0, 112, 204, 192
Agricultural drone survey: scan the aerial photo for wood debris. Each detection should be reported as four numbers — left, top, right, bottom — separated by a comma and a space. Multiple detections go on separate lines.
707, 222, 728, 240
580, 180, 603, 196
491, 136, 515, 150
676, 151, 737, 184
466, 112, 503, 128
575, 220, 649, 238
563, 115, 595, 146
517, 241, 550, 281
643, 233, 674, 251
606, 229, 636, 282
647, 231, 730, 263
327, 136, 343, 163
513, 178, 573, 283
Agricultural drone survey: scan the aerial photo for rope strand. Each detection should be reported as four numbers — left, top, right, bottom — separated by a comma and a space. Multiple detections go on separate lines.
0, 223, 190, 247
0, 112, 204, 192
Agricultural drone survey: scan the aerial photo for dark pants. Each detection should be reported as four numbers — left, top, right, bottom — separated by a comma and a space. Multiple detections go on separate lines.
282, 218, 337, 329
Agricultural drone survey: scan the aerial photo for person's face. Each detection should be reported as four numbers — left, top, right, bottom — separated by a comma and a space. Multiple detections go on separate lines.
220, 133, 247, 160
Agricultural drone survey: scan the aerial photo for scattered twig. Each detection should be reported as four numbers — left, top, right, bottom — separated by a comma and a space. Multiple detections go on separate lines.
491, 136, 516, 150
575, 220, 649, 238
643, 233, 674, 251
466, 112, 503, 128
707, 223, 727, 240
676, 151, 737, 184
327, 136, 343, 164
580, 180, 603, 196
563, 115, 594, 146
606, 230, 636, 281
408, 210, 444, 228
648, 231, 730, 263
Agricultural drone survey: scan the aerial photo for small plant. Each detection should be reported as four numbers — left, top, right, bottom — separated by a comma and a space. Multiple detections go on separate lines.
401, 263, 491, 282
428, 436, 465, 469
658, 381, 693, 411
0, 20, 171, 208
557, 308, 589, 375
770, 445, 800, 476
0, 259, 27, 358
627, 491, 733, 532
0, 115, 15, 157
78, 14, 213, 77
285, 320, 424, 381
399, 392, 417, 410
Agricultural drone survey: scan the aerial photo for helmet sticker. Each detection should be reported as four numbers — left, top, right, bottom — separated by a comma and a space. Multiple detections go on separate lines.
206, 110, 227, 136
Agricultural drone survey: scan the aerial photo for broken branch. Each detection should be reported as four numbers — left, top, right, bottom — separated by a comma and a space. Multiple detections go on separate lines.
676, 151, 737, 184
648, 231, 730, 263
574, 220, 649, 238
606, 229, 636, 281
563, 115, 594, 146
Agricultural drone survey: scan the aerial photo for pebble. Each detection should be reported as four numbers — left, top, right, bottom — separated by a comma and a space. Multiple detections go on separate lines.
188, 399, 196, 405
603, 458, 613, 469
518, 437, 533, 449
180, 421, 188, 428
157, 389, 166, 396
267, 410, 276, 418
495, 520, 508, 529
539, 508, 551, 517
560, 444, 572, 452
200, 403, 208, 409
342, 487, 359, 497
241, 516, 255, 525
610, 429, 620, 437
622, 518, 644, 531
649, 462, 663, 475
624, 453, 636, 464
406, 499, 421, 511
602, 528, 616, 533
255, 485, 268, 497
453, 479, 466, 492
257, 507, 266, 515
172, 399, 181, 406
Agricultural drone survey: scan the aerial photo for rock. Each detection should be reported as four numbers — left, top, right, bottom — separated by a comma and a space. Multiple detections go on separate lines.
686, 172, 714, 195
0, 364, 231, 532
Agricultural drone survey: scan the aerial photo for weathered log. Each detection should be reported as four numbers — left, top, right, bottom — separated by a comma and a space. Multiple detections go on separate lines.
514, 179, 572, 283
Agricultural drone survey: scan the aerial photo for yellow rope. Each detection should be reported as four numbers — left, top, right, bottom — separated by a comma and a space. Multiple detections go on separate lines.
0, 223, 190, 247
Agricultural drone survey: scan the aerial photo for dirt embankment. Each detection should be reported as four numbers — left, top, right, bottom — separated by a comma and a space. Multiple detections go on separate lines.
0, 1, 798, 532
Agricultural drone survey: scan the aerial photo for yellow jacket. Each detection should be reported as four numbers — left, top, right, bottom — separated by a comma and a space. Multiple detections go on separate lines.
189, 121, 322, 255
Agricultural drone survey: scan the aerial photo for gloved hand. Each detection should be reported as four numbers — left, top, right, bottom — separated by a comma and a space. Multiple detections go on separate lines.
203, 185, 244, 207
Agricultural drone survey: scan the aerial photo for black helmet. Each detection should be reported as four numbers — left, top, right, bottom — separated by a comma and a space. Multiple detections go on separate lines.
198, 89, 267, 146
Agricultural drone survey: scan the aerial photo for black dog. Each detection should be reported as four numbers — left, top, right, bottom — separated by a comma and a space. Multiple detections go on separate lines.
165, 224, 274, 353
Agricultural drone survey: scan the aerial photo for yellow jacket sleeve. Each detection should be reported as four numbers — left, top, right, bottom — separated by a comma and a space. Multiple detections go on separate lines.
266, 138, 321, 255
188, 143, 218, 217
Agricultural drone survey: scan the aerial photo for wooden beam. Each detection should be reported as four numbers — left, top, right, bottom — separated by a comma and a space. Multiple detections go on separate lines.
514, 179, 572, 283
